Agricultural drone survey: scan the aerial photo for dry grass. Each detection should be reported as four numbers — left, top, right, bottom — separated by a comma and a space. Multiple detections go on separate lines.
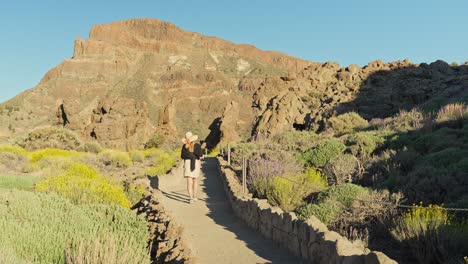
435, 103, 468, 124
65, 233, 150, 264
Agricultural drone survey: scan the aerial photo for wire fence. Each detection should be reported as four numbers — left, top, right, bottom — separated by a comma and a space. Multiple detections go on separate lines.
219, 145, 468, 213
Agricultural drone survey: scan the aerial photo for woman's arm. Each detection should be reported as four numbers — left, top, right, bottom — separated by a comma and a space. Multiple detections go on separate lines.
194, 143, 203, 159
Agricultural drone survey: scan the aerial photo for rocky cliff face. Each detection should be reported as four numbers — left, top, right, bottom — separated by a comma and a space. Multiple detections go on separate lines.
2, 19, 467, 149
251, 60, 468, 138
0, 18, 308, 149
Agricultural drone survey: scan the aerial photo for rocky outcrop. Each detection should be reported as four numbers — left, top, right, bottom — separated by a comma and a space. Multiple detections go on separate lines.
84, 98, 155, 150
219, 101, 242, 144
251, 59, 468, 138
1, 18, 308, 149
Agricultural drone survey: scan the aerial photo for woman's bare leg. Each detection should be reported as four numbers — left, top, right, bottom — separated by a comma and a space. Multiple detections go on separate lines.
186, 177, 193, 200
193, 178, 198, 200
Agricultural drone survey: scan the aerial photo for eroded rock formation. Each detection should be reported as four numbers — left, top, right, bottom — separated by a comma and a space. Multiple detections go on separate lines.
2, 18, 468, 148
84, 98, 155, 150
1, 18, 307, 149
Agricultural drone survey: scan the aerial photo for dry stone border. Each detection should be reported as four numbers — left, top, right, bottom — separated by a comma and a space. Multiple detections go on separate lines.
216, 157, 397, 264
135, 190, 197, 264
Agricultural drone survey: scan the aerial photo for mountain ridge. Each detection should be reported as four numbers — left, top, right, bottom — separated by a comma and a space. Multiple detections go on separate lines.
2, 18, 467, 151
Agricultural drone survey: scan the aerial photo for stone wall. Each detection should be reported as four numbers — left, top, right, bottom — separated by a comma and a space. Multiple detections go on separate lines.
216, 157, 396, 264
135, 190, 197, 264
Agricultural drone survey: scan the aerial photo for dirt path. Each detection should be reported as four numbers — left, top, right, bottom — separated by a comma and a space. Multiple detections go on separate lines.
160, 157, 304, 264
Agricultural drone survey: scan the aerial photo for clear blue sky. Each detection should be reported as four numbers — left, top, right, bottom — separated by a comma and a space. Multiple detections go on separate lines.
0, 0, 466, 103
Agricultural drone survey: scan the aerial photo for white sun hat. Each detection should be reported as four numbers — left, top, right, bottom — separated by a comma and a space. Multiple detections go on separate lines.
181, 131, 198, 143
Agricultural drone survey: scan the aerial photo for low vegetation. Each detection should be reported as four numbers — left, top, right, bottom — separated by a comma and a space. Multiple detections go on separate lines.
0, 141, 178, 263
36, 162, 131, 208
98, 149, 132, 168
229, 103, 468, 263
0, 175, 40, 191
0, 189, 149, 264
143, 149, 178, 176
391, 204, 468, 263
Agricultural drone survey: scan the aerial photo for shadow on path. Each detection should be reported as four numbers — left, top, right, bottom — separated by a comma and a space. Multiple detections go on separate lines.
200, 157, 304, 264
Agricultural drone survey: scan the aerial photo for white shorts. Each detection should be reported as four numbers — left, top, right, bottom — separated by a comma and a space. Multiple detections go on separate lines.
183, 159, 201, 178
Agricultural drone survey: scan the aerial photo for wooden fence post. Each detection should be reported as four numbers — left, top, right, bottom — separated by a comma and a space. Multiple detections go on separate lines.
242, 156, 245, 196
243, 156, 248, 196
227, 144, 231, 166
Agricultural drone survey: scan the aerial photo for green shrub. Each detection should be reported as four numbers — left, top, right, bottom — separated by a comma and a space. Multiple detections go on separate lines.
266, 176, 306, 212
298, 139, 346, 167
421, 148, 468, 169
0, 175, 40, 191
144, 150, 177, 176
393, 149, 420, 173
36, 162, 131, 208
265, 170, 326, 212
455, 158, 468, 171
296, 200, 342, 225
248, 155, 285, 198
129, 150, 144, 163
83, 141, 103, 154
123, 181, 147, 205
296, 184, 368, 224
317, 183, 367, 207
247, 154, 303, 198
231, 142, 261, 166
387, 108, 425, 132
144, 134, 165, 149
346, 132, 385, 158
304, 168, 328, 190
16, 127, 83, 151
328, 112, 369, 136
98, 149, 132, 168
0, 189, 149, 264
391, 204, 468, 264
413, 129, 459, 154
272, 130, 318, 152
140, 148, 165, 158
324, 154, 359, 185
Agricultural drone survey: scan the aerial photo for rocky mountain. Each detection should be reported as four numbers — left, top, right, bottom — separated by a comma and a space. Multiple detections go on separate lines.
0, 19, 308, 149
1, 18, 467, 149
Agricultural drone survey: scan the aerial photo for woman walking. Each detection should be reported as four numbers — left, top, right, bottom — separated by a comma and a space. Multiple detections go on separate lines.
181, 132, 203, 204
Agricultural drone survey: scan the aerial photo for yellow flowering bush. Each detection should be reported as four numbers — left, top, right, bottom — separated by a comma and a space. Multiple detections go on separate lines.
208, 146, 220, 157
0, 145, 28, 158
266, 170, 327, 212
392, 204, 468, 263
36, 162, 131, 208
392, 204, 450, 241
29, 148, 78, 163
144, 150, 177, 176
